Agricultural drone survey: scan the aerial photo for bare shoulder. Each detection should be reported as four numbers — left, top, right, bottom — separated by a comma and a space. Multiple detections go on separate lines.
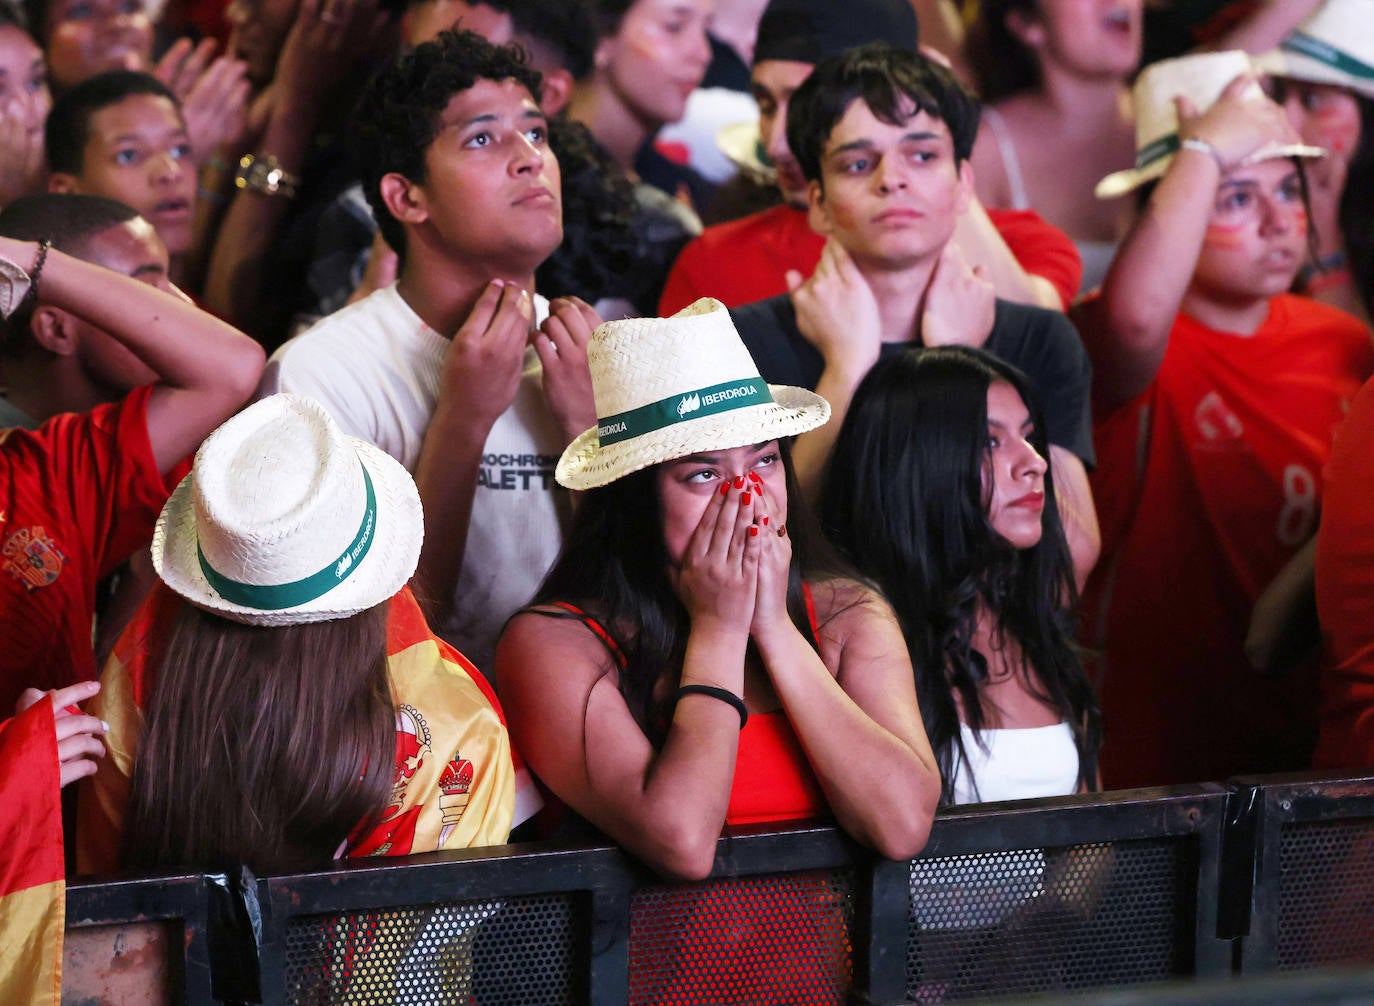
496, 606, 621, 692
808, 578, 904, 661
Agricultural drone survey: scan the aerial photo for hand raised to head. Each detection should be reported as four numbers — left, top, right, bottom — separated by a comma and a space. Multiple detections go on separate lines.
1177, 73, 1304, 173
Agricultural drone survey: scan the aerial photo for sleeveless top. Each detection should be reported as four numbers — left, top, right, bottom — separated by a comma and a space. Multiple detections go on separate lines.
982, 106, 1118, 297
948, 721, 1080, 805
544, 586, 828, 826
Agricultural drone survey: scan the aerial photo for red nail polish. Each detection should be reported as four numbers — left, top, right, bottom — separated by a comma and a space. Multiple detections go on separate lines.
741, 492, 752, 505
748, 472, 762, 484
778, 525, 788, 538
733, 476, 746, 489
719, 483, 730, 496
749, 525, 759, 537
762, 515, 770, 526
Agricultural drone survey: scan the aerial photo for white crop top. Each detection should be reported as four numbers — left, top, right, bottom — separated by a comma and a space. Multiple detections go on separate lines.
948, 721, 1080, 805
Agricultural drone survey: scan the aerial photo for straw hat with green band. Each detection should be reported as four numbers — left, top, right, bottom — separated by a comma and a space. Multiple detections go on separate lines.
1096, 50, 1326, 200
1254, 0, 1374, 101
556, 298, 831, 491
153, 394, 423, 627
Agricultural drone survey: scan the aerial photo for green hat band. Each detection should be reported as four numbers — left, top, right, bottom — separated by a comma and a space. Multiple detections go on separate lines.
1284, 31, 1374, 82
1134, 133, 1181, 171
597, 379, 775, 447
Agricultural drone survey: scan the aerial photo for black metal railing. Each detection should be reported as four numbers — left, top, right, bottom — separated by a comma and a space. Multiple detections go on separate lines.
60, 772, 1374, 1004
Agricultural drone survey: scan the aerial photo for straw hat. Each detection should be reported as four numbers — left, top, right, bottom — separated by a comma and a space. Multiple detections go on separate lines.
153, 394, 423, 626
556, 298, 830, 491
1096, 50, 1326, 199
1254, 0, 1374, 101
716, 120, 776, 187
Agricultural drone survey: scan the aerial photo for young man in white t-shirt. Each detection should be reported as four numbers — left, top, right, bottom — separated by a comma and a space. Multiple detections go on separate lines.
261, 29, 598, 675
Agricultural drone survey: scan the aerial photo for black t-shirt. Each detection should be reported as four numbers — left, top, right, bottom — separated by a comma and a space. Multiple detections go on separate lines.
730, 294, 1096, 467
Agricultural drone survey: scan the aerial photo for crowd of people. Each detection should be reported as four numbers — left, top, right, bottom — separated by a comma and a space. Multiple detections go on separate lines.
2, 0, 1374, 999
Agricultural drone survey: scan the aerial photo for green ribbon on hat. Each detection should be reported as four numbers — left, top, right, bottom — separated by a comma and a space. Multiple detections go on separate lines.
1283, 31, 1374, 82
596, 378, 775, 446
197, 462, 377, 611
1133, 133, 1181, 171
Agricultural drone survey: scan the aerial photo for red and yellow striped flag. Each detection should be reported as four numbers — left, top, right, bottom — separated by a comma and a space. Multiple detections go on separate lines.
0, 700, 64, 1006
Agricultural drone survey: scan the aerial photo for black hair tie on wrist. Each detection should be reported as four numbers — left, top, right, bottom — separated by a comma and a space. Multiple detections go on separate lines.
674, 684, 748, 730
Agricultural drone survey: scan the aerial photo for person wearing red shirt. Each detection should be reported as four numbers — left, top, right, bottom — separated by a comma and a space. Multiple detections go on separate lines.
0, 203, 265, 715
1077, 54, 1371, 787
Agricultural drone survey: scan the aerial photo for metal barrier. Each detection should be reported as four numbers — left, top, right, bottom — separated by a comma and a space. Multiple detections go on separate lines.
63, 783, 1233, 1005
1229, 769, 1374, 975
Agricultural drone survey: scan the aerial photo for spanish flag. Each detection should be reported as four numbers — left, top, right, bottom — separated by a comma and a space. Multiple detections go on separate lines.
0, 700, 64, 1006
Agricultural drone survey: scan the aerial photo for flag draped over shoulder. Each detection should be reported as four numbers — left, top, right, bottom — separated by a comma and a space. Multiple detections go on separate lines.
79, 583, 538, 877
0, 700, 64, 1006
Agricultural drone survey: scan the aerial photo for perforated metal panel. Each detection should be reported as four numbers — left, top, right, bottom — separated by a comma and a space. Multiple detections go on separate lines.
627, 869, 855, 1005
283, 893, 579, 1005
1277, 818, 1374, 971
906, 838, 1196, 1001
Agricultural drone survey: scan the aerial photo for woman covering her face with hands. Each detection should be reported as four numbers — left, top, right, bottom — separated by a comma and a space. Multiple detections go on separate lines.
496, 298, 940, 885
497, 298, 938, 1001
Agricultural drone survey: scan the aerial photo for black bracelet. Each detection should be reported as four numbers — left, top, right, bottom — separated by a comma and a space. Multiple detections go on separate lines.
22, 239, 51, 309
674, 684, 748, 730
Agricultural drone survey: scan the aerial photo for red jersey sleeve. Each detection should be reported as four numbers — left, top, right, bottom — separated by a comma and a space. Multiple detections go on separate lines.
988, 208, 1084, 310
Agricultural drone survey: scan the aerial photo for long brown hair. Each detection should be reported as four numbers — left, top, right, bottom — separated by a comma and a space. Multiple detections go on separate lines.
122, 600, 394, 874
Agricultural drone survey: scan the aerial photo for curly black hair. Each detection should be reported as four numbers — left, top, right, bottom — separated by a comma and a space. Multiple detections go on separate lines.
351, 28, 543, 259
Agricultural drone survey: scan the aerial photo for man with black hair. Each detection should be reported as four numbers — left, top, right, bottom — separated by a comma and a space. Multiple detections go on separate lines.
263, 29, 597, 675
0, 194, 173, 429
44, 71, 197, 269
0, 194, 264, 713
731, 43, 1100, 585
659, 0, 1083, 315
302, 0, 650, 320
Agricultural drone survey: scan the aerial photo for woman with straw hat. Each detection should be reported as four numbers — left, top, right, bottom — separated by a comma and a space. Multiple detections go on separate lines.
498, 298, 939, 877
77, 394, 534, 878
1076, 51, 1373, 789
1256, 0, 1374, 321
496, 297, 939, 1001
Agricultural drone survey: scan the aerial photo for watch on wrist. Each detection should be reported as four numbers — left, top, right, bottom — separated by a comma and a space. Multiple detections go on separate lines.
235, 153, 301, 199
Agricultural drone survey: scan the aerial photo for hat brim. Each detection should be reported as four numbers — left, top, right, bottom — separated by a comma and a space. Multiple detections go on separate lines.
152, 438, 424, 626
556, 385, 830, 491
1256, 49, 1374, 101
1096, 141, 1328, 199
717, 121, 776, 187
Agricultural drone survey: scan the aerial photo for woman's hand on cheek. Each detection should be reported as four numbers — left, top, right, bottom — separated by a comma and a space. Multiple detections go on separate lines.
673, 478, 761, 633
749, 475, 793, 640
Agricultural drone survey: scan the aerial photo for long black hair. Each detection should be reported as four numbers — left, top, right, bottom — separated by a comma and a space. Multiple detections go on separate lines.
530, 441, 851, 746
819, 346, 1100, 804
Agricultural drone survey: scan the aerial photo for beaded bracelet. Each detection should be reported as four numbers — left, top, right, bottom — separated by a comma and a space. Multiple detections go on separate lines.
21, 239, 51, 310
674, 684, 748, 730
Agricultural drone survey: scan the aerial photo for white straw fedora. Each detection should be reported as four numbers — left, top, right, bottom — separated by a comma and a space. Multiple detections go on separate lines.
556, 298, 830, 491
1096, 50, 1326, 199
153, 394, 423, 626
1254, 0, 1374, 101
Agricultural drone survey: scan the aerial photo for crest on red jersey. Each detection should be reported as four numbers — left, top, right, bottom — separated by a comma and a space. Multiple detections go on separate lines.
3, 526, 66, 590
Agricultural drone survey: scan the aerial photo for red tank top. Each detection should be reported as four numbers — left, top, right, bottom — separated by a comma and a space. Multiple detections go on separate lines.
547, 586, 828, 826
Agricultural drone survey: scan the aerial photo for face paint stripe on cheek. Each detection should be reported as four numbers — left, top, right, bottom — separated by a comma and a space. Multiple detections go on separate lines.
1203, 222, 1245, 248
